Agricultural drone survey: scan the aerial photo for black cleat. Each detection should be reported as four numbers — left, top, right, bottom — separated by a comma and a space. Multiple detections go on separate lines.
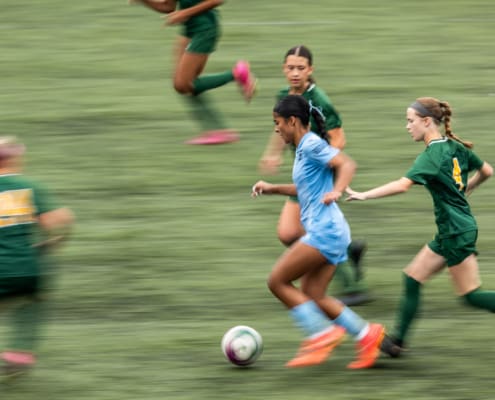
337, 292, 374, 306
348, 240, 367, 281
380, 335, 405, 358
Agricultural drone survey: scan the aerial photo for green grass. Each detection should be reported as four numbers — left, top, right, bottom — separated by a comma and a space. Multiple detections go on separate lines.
1, 0, 495, 398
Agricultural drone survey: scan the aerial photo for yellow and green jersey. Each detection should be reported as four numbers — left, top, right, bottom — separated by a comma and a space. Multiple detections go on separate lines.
405, 137, 484, 238
0, 174, 56, 278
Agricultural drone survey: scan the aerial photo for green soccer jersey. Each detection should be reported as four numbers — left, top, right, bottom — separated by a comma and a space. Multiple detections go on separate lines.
277, 83, 342, 134
0, 174, 56, 278
179, 0, 219, 38
405, 137, 484, 238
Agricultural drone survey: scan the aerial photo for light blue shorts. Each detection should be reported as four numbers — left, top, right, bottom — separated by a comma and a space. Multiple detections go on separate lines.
300, 222, 351, 265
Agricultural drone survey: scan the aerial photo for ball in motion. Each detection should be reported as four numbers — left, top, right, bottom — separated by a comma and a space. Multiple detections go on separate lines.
221, 325, 263, 366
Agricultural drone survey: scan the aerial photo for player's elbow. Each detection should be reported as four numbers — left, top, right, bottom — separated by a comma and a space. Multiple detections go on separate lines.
39, 207, 75, 232
481, 162, 494, 179
396, 178, 413, 193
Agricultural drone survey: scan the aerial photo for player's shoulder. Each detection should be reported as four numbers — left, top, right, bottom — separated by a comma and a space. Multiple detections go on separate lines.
0, 174, 36, 187
306, 84, 330, 100
301, 132, 330, 153
305, 84, 334, 111
277, 87, 290, 100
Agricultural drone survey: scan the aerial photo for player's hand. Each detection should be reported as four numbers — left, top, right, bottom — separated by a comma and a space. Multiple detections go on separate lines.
251, 181, 272, 198
32, 235, 64, 254
162, 10, 187, 25
322, 190, 342, 205
258, 156, 282, 175
345, 187, 366, 201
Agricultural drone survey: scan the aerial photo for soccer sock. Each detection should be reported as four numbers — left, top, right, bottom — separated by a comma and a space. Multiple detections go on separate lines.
7, 297, 45, 351
334, 263, 367, 294
290, 300, 332, 337
463, 288, 495, 312
393, 274, 421, 343
192, 71, 234, 95
185, 93, 227, 131
333, 306, 367, 338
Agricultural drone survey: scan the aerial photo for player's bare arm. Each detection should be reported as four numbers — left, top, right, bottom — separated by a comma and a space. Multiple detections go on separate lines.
346, 177, 414, 201
129, 0, 177, 13
164, 0, 223, 26
465, 161, 493, 196
251, 181, 297, 198
328, 127, 346, 150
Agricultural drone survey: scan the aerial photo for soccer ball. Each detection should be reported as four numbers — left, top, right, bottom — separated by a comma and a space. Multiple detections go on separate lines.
221, 325, 263, 366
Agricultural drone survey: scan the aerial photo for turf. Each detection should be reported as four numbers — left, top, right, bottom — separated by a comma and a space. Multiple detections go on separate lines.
1, 0, 495, 398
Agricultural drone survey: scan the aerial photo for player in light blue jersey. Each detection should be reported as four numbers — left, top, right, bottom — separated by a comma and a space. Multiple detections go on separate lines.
259, 45, 370, 305
251, 95, 384, 369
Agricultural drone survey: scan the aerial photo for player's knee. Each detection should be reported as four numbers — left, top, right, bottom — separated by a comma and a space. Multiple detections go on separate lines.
267, 274, 277, 295
277, 230, 301, 247
173, 80, 193, 95
267, 273, 285, 297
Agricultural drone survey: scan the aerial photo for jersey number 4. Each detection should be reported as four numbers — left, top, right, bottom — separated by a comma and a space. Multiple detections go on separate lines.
452, 157, 464, 191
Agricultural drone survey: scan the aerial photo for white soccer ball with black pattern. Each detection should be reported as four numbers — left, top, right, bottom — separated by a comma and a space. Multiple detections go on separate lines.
221, 325, 263, 366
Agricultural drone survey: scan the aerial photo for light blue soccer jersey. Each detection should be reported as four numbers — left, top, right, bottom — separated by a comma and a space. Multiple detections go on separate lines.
293, 132, 351, 264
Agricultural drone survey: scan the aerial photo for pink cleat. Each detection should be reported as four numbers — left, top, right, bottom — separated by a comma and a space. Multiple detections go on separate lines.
232, 61, 257, 102
1, 351, 36, 378
185, 129, 240, 145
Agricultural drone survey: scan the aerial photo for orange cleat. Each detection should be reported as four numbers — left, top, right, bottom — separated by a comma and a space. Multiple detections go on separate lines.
286, 326, 346, 368
347, 323, 385, 369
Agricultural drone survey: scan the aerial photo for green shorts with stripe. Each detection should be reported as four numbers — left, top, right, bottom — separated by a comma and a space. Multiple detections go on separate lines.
428, 230, 478, 267
185, 28, 219, 54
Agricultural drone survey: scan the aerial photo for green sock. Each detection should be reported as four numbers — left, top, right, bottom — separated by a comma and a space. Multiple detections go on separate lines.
393, 274, 421, 343
463, 288, 495, 312
8, 297, 45, 351
185, 93, 227, 131
333, 263, 367, 294
192, 71, 234, 95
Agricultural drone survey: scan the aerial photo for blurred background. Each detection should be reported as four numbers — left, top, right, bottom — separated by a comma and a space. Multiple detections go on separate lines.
1, 0, 495, 398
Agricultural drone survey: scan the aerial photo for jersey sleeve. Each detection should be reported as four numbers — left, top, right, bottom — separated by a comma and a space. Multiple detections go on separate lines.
321, 101, 342, 131
405, 152, 439, 185
467, 149, 484, 172
302, 135, 340, 167
31, 182, 58, 215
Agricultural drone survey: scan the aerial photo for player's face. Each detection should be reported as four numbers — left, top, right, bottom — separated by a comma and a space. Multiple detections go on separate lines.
283, 55, 313, 93
273, 113, 295, 144
406, 108, 427, 142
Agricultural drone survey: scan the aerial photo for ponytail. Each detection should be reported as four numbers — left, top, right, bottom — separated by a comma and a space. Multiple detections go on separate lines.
308, 100, 329, 142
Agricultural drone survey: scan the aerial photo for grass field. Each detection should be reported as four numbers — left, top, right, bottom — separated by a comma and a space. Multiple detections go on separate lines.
1, 0, 495, 398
